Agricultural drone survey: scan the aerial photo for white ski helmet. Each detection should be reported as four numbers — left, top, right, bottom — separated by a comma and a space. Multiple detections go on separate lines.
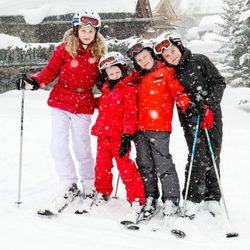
72, 9, 101, 35
153, 31, 182, 54
126, 38, 154, 60
98, 51, 127, 73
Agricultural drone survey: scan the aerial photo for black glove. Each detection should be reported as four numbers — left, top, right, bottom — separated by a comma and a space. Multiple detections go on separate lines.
16, 77, 39, 91
185, 102, 206, 119
118, 134, 134, 158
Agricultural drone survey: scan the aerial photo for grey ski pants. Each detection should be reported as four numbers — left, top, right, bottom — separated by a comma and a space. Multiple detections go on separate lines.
134, 131, 180, 204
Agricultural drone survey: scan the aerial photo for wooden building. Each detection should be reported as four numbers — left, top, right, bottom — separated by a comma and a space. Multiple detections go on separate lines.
0, 0, 178, 43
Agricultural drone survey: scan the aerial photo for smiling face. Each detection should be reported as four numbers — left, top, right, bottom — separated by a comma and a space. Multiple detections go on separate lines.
78, 25, 96, 45
134, 49, 155, 70
161, 45, 182, 66
105, 65, 122, 81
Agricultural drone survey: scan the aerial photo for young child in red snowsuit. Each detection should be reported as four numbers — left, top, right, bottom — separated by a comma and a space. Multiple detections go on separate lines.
91, 51, 145, 219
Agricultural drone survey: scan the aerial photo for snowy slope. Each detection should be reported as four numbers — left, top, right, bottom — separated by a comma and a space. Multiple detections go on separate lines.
0, 87, 250, 250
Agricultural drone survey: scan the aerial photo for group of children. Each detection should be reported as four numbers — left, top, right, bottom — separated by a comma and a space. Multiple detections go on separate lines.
16, 8, 226, 222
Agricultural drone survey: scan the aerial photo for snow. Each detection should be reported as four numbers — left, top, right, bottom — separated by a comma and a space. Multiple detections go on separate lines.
187, 38, 223, 62
0, 86, 250, 249
0, 33, 56, 50
0, 0, 139, 15
238, 94, 250, 113
198, 15, 224, 33
0, 33, 25, 49
0, 0, 160, 24
239, 9, 250, 22
0, 0, 250, 247
149, 0, 161, 10
186, 27, 200, 41
19, 3, 73, 25
178, 0, 224, 15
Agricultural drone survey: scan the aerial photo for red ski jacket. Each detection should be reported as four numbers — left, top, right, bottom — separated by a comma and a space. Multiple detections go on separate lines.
91, 75, 137, 138
32, 43, 99, 114
137, 60, 191, 132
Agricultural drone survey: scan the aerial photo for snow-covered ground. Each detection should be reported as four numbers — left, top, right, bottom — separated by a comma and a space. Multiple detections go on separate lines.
0, 87, 250, 250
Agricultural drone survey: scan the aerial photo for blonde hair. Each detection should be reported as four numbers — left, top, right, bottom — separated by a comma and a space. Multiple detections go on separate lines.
63, 28, 107, 61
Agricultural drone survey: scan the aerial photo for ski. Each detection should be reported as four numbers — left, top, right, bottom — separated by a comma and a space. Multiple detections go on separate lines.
151, 214, 177, 232
171, 229, 186, 238
37, 200, 71, 216
74, 195, 95, 214
169, 216, 192, 239
120, 205, 162, 231
37, 188, 82, 217
170, 212, 238, 239
37, 209, 57, 216
120, 220, 140, 231
209, 211, 239, 238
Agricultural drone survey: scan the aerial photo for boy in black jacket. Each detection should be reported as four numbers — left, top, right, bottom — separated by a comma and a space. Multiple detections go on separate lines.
153, 31, 226, 218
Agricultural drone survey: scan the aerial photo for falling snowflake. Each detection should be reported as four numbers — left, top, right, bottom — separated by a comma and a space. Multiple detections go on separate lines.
149, 110, 159, 119
88, 58, 96, 64
70, 59, 79, 68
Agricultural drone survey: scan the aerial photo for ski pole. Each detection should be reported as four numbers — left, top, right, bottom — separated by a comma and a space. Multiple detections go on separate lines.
16, 73, 26, 206
204, 128, 230, 222
183, 115, 200, 211
113, 174, 120, 199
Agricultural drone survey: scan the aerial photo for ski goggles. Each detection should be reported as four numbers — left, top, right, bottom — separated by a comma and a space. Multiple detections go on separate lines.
80, 16, 99, 27
154, 39, 172, 54
99, 56, 117, 70
126, 43, 145, 59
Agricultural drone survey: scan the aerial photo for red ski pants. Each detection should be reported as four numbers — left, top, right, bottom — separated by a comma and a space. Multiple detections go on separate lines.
94, 136, 145, 205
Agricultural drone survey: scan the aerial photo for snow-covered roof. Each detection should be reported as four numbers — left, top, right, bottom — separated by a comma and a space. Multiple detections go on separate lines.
0, 0, 161, 25
178, 0, 223, 15
0, 0, 161, 16
198, 15, 224, 33
0, 0, 140, 16
0, 33, 56, 49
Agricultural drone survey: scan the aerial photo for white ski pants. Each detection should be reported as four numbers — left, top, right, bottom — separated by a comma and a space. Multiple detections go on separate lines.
50, 108, 95, 185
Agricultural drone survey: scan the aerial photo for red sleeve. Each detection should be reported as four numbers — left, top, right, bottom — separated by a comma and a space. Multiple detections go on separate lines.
122, 85, 137, 135
31, 44, 66, 88
166, 68, 191, 113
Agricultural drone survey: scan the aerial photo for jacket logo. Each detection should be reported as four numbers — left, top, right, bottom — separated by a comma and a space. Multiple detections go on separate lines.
153, 74, 164, 83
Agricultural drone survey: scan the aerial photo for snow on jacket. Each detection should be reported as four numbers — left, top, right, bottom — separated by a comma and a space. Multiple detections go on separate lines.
137, 60, 191, 132
32, 43, 99, 114
91, 75, 137, 138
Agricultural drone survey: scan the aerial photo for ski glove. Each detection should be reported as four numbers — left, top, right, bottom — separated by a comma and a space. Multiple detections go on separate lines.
185, 103, 200, 118
118, 134, 134, 158
16, 77, 39, 91
200, 104, 214, 130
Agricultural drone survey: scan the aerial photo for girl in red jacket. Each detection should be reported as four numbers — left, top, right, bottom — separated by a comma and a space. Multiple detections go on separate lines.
91, 52, 145, 220
16, 9, 106, 210
126, 38, 192, 220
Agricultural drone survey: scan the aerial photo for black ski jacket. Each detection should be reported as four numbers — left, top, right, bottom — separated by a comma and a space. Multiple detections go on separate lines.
174, 48, 226, 126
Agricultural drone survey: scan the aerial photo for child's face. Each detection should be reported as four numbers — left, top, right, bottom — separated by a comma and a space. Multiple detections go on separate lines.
105, 66, 122, 81
78, 25, 96, 45
161, 45, 182, 66
134, 49, 154, 70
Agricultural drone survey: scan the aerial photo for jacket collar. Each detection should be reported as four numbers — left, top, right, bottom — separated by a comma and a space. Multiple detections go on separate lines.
101, 75, 134, 93
77, 43, 91, 54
